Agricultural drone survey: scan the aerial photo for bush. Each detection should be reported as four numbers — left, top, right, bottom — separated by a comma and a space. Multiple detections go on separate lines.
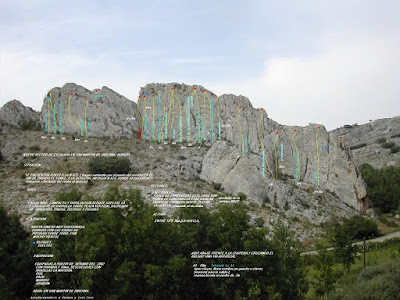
337, 260, 400, 300
359, 164, 400, 213
382, 141, 395, 149
0, 151, 3, 162
391, 133, 400, 138
88, 157, 131, 174
212, 182, 221, 191
376, 137, 386, 144
28, 145, 40, 152
390, 146, 400, 154
350, 143, 367, 150
18, 119, 41, 131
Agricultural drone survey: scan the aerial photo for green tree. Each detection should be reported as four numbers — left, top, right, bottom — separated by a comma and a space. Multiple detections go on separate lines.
0, 202, 35, 300
88, 157, 131, 174
272, 223, 309, 299
329, 223, 356, 274
312, 244, 337, 300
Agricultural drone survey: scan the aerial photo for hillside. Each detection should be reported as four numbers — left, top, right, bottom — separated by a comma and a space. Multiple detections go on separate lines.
0, 82, 374, 241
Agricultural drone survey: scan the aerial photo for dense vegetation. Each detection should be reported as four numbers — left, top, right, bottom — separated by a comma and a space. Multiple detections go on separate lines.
88, 157, 131, 174
0, 202, 35, 299
18, 119, 41, 131
36, 187, 308, 299
359, 164, 400, 213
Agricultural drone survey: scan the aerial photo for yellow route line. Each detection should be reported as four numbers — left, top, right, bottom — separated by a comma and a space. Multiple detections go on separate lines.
205, 93, 216, 142
152, 95, 156, 144
194, 89, 201, 146
172, 90, 182, 142
203, 91, 206, 142
158, 91, 166, 143
293, 130, 300, 181
47, 96, 50, 133
187, 95, 191, 141
68, 95, 82, 136
316, 126, 320, 187
166, 90, 173, 141
274, 132, 279, 178
260, 109, 274, 179
237, 107, 245, 152
169, 91, 175, 143
84, 99, 88, 136
49, 94, 63, 132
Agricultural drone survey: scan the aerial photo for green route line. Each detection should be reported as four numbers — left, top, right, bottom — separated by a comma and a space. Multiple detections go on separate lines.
293, 130, 300, 181
316, 126, 320, 187
260, 109, 274, 178
68, 94, 82, 136
237, 107, 245, 152
274, 132, 279, 178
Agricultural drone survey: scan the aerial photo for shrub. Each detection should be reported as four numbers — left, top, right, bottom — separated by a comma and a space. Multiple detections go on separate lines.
28, 145, 40, 152
0, 151, 3, 162
376, 137, 386, 144
359, 164, 400, 213
177, 155, 186, 160
18, 119, 41, 131
390, 146, 400, 154
382, 141, 395, 149
88, 157, 131, 174
337, 260, 400, 300
350, 143, 367, 150
212, 182, 221, 191
391, 133, 400, 138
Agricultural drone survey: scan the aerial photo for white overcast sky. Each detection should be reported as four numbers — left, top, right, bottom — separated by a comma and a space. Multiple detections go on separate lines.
1, 0, 399, 130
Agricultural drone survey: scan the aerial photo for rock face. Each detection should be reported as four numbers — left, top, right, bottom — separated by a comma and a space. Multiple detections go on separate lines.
330, 117, 400, 169
39, 83, 140, 138
38, 82, 367, 211
0, 100, 40, 127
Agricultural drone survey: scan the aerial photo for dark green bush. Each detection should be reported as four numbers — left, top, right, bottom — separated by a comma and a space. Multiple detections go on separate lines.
212, 182, 221, 190
0, 151, 3, 162
88, 156, 131, 174
382, 141, 395, 149
28, 145, 40, 152
18, 119, 41, 131
350, 143, 367, 150
391, 133, 400, 138
376, 137, 386, 144
390, 146, 400, 153
359, 164, 400, 213
337, 259, 400, 300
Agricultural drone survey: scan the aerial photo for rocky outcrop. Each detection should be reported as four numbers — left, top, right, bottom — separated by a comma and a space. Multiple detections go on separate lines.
39, 83, 140, 137
0, 100, 40, 127
330, 117, 400, 168
38, 82, 367, 211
